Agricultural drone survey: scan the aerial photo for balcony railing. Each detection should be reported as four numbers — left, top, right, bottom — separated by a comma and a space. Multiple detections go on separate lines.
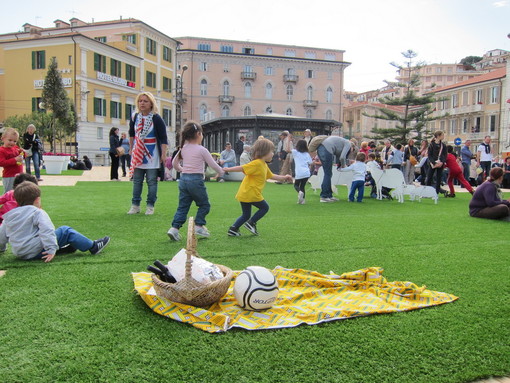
241, 72, 257, 80
218, 95, 235, 103
303, 99, 319, 108
283, 74, 299, 82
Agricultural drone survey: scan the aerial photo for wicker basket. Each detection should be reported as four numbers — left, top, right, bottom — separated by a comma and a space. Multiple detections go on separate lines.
152, 218, 233, 308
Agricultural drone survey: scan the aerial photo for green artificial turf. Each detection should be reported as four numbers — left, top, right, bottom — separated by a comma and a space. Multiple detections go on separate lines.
0, 181, 508, 383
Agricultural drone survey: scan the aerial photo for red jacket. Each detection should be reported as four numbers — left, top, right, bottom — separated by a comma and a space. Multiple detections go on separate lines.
445, 153, 462, 173
0, 146, 24, 177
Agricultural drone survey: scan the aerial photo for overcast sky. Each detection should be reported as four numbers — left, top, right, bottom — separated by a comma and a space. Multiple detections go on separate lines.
2, 0, 509, 92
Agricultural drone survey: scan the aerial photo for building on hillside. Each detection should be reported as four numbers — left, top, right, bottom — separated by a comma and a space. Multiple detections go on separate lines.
0, 18, 178, 164
427, 67, 508, 156
474, 49, 509, 71
175, 37, 350, 129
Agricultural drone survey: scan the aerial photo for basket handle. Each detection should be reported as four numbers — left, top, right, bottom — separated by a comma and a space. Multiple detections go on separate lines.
185, 217, 198, 279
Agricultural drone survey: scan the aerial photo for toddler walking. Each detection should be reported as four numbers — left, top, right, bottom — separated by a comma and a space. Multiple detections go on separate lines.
223, 138, 292, 236
167, 121, 224, 241
0, 128, 24, 192
292, 139, 312, 204
340, 152, 367, 202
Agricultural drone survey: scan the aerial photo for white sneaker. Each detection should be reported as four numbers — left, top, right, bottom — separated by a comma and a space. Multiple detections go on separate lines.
300, 199, 306, 205
195, 225, 210, 238
145, 206, 154, 215
127, 205, 140, 214
329, 197, 339, 201
320, 198, 335, 203
298, 191, 304, 204
167, 227, 181, 241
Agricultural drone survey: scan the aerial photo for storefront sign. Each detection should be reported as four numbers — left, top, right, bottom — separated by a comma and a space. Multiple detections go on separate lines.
34, 78, 72, 89
96, 72, 136, 88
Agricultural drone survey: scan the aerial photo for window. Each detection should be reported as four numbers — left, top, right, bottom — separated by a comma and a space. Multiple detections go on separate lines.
244, 106, 252, 116
265, 66, 273, 76
197, 43, 211, 51
146, 38, 157, 55
111, 59, 121, 77
462, 118, 468, 133
490, 86, 499, 104
244, 82, 252, 98
489, 115, 496, 132
266, 48, 273, 55
162, 46, 172, 63
221, 105, 230, 117
244, 65, 253, 74
324, 53, 335, 61
125, 104, 135, 120
306, 109, 312, 118
93, 97, 107, 116
110, 101, 122, 119
94, 53, 107, 72
200, 62, 208, 71
451, 94, 458, 108
97, 127, 103, 140
94, 36, 107, 43
326, 87, 333, 103
265, 83, 273, 99
307, 69, 314, 79
243, 47, 254, 55
475, 89, 483, 104
200, 79, 208, 96
162, 108, 171, 126
123, 34, 136, 45
306, 86, 313, 101
326, 110, 332, 119
462, 91, 469, 106
223, 80, 230, 96
146, 71, 156, 88
163, 76, 172, 92
32, 50, 46, 69
450, 119, 457, 135
305, 51, 316, 59
68, 55, 73, 65
286, 85, 293, 101
327, 71, 333, 80
285, 49, 296, 57
474, 117, 481, 132
199, 104, 207, 121
126, 64, 136, 82
31, 97, 44, 112
286, 108, 293, 116
220, 45, 233, 53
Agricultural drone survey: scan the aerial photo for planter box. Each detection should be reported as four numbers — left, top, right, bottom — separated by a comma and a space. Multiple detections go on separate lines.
43, 156, 66, 175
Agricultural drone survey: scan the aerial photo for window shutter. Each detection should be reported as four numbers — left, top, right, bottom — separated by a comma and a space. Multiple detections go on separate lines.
41, 51, 46, 69
102, 99, 107, 116
94, 53, 99, 71
94, 98, 99, 115
110, 101, 114, 116
32, 51, 36, 69
119, 103, 122, 119
32, 97, 36, 111
110, 58, 114, 75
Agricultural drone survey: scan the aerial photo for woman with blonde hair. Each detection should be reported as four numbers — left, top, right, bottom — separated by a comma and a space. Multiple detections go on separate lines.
127, 92, 168, 215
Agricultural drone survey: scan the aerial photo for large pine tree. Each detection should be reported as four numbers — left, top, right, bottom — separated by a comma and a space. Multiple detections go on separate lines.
365, 50, 446, 145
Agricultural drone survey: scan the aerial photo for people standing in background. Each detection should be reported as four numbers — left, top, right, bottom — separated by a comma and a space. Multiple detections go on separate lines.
279, 131, 294, 183
426, 131, 448, 196
108, 128, 121, 181
0, 128, 24, 193
240, 145, 252, 165
403, 139, 418, 184
291, 139, 312, 205
502, 157, 510, 189
417, 140, 429, 185
359, 141, 370, 157
380, 139, 395, 168
460, 140, 473, 185
127, 92, 168, 215
219, 142, 236, 168
477, 136, 493, 182
387, 144, 404, 171
234, 135, 245, 165
303, 129, 313, 147
22, 124, 42, 182
119, 132, 131, 178
346, 138, 359, 165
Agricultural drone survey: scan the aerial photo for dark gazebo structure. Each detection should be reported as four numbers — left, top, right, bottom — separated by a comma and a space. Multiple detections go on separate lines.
201, 114, 341, 153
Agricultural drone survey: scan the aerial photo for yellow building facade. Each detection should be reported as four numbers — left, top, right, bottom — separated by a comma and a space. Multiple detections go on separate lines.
0, 18, 178, 164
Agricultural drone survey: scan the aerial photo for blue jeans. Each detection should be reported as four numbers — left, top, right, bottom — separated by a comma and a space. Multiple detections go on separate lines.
349, 180, 365, 202
25, 151, 41, 179
317, 145, 333, 198
131, 167, 159, 207
172, 173, 210, 228
33, 225, 93, 259
232, 200, 269, 229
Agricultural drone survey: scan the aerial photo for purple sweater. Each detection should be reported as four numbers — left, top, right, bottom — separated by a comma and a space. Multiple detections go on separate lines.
469, 181, 510, 216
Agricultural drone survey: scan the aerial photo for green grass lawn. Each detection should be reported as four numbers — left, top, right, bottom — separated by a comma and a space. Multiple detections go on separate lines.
0, 181, 508, 383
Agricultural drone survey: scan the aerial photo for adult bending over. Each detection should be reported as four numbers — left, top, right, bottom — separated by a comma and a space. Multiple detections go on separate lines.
469, 167, 509, 221
127, 92, 168, 215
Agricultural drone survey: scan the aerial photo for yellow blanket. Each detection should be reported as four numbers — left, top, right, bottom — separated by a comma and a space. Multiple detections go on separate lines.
132, 266, 458, 333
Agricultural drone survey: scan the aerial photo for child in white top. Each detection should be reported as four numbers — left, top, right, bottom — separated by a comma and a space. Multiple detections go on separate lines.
167, 121, 224, 241
291, 139, 312, 204
340, 152, 367, 202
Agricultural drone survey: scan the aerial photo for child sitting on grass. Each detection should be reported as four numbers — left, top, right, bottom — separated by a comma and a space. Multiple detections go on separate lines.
0, 181, 110, 262
0, 173, 38, 224
223, 138, 292, 236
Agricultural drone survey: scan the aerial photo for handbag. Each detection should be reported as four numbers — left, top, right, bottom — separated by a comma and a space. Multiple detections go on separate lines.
24, 148, 33, 157
116, 146, 125, 157
409, 155, 418, 166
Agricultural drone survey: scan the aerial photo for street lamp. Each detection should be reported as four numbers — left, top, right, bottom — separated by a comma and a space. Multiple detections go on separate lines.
176, 64, 188, 147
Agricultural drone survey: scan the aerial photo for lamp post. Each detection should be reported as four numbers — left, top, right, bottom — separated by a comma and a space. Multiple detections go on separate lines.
176, 64, 188, 147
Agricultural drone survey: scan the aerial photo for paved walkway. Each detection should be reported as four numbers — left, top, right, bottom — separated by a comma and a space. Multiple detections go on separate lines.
39, 166, 125, 186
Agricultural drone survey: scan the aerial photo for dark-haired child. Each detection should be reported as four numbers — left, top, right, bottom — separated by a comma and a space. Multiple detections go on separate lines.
0, 173, 38, 224
292, 139, 312, 204
167, 121, 224, 241
223, 138, 292, 236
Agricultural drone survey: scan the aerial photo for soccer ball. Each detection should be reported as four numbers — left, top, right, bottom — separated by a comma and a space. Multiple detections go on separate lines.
233, 266, 279, 310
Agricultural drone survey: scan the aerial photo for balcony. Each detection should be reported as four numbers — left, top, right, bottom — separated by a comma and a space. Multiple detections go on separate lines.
283, 74, 299, 82
218, 95, 235, 103
303, 99, 319, 108
241, 71, 257, 80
